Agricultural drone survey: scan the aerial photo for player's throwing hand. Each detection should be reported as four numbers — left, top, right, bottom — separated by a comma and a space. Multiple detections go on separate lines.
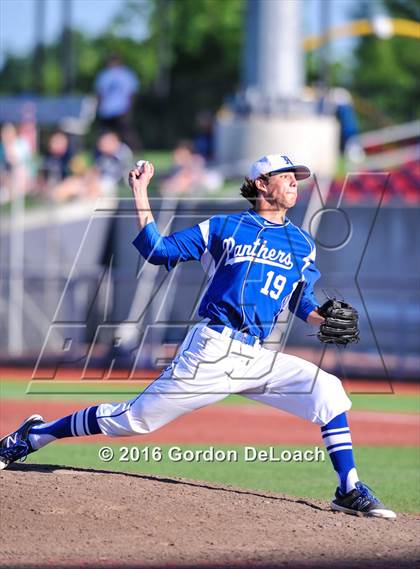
128, 161, 155, 194
129, 161, 156, 230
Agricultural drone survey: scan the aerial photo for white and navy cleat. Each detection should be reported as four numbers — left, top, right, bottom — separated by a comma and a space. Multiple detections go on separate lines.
331, 481, 396, 519
0, 414, 44, 470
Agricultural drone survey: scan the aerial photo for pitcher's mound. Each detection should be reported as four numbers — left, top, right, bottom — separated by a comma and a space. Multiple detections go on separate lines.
1, 465, 419, 568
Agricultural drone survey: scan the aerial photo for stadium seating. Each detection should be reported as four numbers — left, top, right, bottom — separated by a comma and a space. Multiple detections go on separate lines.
328, 160, 419, 203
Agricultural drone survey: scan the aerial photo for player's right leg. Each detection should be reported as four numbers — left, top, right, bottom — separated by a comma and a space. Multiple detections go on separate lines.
0, 323, 233, 469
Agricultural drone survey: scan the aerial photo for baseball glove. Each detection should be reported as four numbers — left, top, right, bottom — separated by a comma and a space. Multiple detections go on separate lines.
317, 299, 359, 346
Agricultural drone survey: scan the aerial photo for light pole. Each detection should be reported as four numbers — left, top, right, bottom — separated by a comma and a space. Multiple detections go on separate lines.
33, 0, 46, 93
61, 0, 74, 93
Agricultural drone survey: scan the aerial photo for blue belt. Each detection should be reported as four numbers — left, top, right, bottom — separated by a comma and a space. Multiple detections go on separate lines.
207, 323, 260, 347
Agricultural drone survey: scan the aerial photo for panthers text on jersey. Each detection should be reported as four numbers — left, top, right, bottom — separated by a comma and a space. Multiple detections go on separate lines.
133, 209, 320, 340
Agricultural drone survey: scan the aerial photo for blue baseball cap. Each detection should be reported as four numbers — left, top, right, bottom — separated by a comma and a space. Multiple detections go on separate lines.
250, 154, 311, 181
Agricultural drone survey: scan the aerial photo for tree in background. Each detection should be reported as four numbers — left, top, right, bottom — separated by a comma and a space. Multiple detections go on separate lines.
0, 0, 244, 149
0, 0, 418, 143
117, 0, 244, 147
349, 0, 420, 129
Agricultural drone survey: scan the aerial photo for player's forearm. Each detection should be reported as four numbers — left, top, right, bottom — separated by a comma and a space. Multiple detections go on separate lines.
133, 187, 155, 230
128, 161, 155, 230
306, 310, 325, 326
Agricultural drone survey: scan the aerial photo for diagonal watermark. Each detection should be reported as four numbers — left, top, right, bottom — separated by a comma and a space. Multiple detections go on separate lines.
27, 176, 402, 399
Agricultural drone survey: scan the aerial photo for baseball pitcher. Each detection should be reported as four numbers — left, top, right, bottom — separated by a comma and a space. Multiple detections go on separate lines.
0, 155, 395, 519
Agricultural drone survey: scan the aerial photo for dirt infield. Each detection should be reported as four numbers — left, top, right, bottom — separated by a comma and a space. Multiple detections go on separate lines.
1, 465, 419, 569
1, 400, 418, 446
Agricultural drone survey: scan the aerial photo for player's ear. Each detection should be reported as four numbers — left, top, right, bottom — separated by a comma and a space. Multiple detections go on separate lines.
255, 177, 268, 194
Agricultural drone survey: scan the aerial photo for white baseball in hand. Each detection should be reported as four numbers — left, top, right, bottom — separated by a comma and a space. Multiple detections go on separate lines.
136, 160, 147, 172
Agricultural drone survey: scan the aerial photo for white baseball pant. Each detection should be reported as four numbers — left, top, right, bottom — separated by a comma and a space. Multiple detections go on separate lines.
96, 322, 351, 436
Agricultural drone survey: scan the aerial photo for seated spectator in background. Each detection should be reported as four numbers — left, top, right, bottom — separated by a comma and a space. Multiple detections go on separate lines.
160, 140, 223, 196
53, 131, 132, 202
38, 131, 73, 197
89, 131, 133, 198
50, 153, 90, 203
19, 102, 38, 155
160, 140, 205, 195
0, 122, 34, 203
95, 54, 140, 150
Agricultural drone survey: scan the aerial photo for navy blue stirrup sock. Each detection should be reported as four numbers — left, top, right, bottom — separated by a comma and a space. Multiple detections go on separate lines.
28, 405, 101, 450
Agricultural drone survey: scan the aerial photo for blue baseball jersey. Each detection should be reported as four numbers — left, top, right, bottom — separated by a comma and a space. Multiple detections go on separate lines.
133, 209, 320, 340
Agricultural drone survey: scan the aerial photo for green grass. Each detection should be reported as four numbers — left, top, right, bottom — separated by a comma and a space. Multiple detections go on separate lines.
140, 150, 173, 171
3, 377, 418, 513
1, 380, 419, 413
118, 150, 173, 198
0, 380, 149, 402
350, 393, 419, 414
26, 443, 420, 514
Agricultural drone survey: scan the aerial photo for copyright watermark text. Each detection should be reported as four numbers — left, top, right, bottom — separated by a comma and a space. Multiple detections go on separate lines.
98, 445, 325, 464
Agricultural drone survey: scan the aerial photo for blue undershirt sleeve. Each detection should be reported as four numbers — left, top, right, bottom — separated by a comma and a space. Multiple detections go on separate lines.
133, 221, 206, 271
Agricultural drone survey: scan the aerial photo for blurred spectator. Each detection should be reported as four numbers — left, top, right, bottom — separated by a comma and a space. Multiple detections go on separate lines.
38, 131, 73, 196
51, 154, 90, 203
19, 102, 38, 155
90, 131, 133, 198
193, 110, 214, 161
314, 87, 360, 154
53, 131, 132, 202
160, 140, 223, 196
95, 54, 140, 150
0, 122, 34, 202
331, 88, 360, 154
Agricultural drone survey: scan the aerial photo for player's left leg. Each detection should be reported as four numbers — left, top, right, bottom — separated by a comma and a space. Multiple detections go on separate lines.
0, 322, 236, 468
0, 376, 229, 470
237, 349, 396, 519
0, 406, 102, 470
